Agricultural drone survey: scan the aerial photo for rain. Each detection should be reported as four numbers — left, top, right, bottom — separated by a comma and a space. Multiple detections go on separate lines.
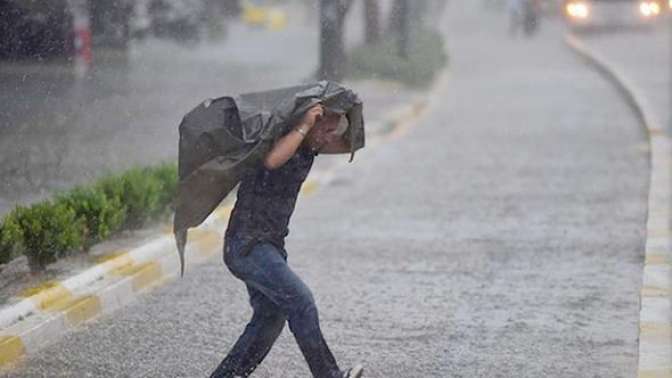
0, 0, 670, 377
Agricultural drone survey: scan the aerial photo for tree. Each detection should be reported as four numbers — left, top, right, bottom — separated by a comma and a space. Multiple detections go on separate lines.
88, 0, 132, 49
318, 0, 354, 81
388, 0, 410, 58
364, 0, 380, 45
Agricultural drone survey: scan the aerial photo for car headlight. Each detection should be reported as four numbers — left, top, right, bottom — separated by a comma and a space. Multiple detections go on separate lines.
640, 1, 661, 16
650, 2, 661, 14
566, 2, 589, 18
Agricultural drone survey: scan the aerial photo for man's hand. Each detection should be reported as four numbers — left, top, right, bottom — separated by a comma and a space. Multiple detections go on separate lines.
298, 104, 324, 131
263, 105, 323, 170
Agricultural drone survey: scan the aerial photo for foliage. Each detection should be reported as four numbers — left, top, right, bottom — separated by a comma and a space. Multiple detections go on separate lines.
152, 162, 179, 217
0, 214, 23, 266
348, 28, 448, 88
0, 162, 179, 272
118, 168, 163, 229
12, 202, 84, 273
56, 187, 125, 250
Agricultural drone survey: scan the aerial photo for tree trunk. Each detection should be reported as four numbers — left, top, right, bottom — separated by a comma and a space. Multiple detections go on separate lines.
318, 0, 353, 81
364, 0, 380, 45
387, 0, 403, 34
89, 0, 132, 49
392, 0, 409, 58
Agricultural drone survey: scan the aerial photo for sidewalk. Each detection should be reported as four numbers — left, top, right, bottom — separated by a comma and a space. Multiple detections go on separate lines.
574, 25, 670, 131
566, 28, 672, 378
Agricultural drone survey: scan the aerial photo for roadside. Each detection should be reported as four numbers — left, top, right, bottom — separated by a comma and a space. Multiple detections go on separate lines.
571, 24, 670, 131
565, 25, 672, 378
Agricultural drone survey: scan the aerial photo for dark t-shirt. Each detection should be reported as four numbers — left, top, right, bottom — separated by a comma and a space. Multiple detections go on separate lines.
225, 147, 316, 255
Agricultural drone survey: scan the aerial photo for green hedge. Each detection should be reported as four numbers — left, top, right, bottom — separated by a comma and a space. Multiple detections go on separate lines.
56, 187, 125, 250
0, 216, 22, 266
348, 28, 448, 88
14, 202, 84, 272
0, 162, 178, 273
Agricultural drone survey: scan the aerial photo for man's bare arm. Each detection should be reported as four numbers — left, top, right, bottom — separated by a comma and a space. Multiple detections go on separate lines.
263, 105, 322, 170
263, 129, 307, 170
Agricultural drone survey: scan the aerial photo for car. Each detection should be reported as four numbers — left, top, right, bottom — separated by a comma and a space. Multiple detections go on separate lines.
563, 0, 663, 31
0, 0, 74, 60
241, 0, 287, 31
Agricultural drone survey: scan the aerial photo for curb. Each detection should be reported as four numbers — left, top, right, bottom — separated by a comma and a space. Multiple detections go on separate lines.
0, 95, 430, 371
0, 205, 230, 370
565, 34, 672, 377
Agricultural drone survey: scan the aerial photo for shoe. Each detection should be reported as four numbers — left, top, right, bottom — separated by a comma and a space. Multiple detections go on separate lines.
342, 364, 364, 378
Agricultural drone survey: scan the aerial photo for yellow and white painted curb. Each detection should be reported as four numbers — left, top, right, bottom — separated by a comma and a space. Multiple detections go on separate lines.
0, 205, 230, 370
566, 34, 672, 378
0, 95, 430, 371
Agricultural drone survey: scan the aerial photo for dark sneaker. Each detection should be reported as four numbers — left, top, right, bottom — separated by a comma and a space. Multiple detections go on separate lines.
342, 364, 364, 378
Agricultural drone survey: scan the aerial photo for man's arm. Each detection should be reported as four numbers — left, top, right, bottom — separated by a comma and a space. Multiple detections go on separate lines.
263, 105, 322, 170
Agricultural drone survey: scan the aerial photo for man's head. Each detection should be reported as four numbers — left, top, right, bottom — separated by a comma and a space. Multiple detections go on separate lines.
305, 109, 348, 152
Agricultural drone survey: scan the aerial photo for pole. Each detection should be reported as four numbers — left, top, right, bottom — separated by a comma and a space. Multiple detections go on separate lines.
69, 0, 92, 79
397, 0, 409, 59
319, 0, 345, 81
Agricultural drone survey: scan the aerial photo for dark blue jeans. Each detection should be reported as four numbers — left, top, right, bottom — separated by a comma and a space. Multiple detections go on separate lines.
210, 236, 341, 378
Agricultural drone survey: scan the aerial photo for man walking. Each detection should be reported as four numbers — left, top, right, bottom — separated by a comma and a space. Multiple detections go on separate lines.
209, 103, 364, 378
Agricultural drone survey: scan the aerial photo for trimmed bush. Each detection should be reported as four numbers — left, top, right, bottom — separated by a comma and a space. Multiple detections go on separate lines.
119, 168, 163, 229
95, 164, 178, 229
56, 187, 125, 250
348, 28, 448, 88
96, 173, 126, 203
0, 162, 179, 272
151, 162, 179, 217
12, 202, 84, 273
0, 214, 23, 266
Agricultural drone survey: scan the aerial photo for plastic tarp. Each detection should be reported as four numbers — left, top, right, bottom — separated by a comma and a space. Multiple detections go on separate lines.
174, 81, 365, 276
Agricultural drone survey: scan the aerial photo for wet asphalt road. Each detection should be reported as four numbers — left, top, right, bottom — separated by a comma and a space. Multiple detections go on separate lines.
574, 21, 670, 132
2, 3, 651, 378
